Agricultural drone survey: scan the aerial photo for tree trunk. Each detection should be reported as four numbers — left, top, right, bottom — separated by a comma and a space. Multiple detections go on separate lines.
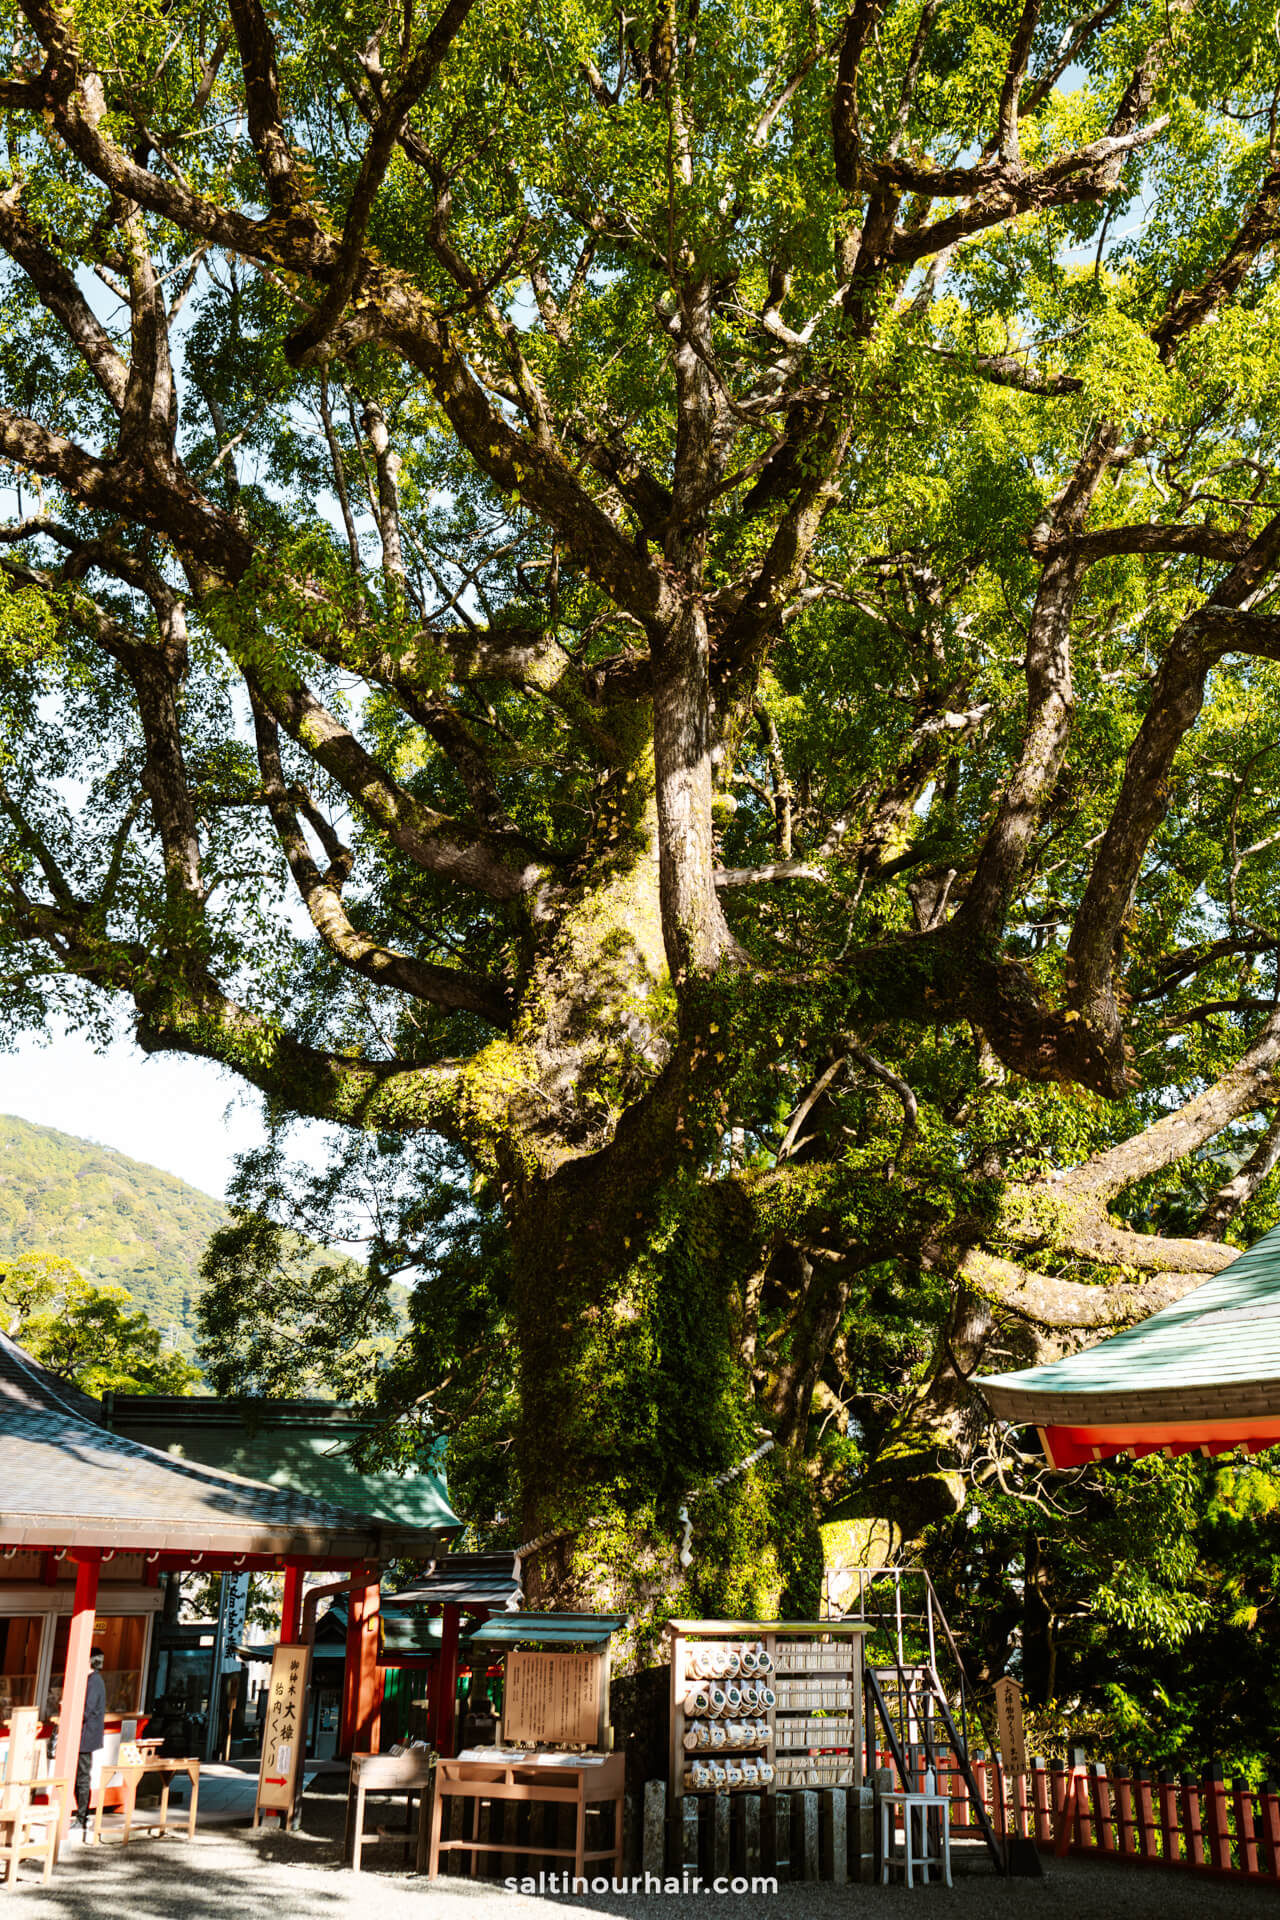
507, 1137, 822, 1629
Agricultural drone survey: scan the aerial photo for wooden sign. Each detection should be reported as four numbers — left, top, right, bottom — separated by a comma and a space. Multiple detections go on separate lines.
993, 1676, 1026, 1776
502, 1650, 602, 1748
253, 1643, 311, 1825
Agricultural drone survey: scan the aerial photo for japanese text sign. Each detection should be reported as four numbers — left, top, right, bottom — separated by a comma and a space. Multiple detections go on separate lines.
255, 1643, 311, 1819
502, 1650, 603, 1748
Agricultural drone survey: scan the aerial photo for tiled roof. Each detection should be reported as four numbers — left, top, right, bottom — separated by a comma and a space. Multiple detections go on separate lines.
394, 1552, 523, 1611
976, 1220, 1280, 1427
0, 1333, 449, 1560
108, 1394, 460, 1535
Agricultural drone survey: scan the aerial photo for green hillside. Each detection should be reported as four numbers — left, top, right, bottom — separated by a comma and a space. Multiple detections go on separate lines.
0, 1115, 226, 1346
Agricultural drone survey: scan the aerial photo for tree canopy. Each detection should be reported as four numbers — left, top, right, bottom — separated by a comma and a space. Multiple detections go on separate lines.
0, 1250, 200, 1393
3, 0, 1280, 1660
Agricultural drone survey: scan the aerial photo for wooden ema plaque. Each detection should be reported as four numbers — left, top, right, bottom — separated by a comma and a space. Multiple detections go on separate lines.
502, 1650, 603, 1748
253, 1643, 312, 1827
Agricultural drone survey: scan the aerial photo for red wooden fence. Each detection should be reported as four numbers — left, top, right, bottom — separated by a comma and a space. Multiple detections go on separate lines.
902, 1747, 1280, 1883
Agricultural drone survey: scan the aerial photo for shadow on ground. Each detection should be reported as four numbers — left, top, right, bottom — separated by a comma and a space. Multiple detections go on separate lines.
6, 1791, 1279, 1919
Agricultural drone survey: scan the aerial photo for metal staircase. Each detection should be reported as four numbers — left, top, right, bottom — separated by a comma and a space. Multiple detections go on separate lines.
836, 1566, 1005, 1871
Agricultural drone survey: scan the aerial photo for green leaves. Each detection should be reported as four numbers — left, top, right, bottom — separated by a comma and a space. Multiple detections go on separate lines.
0, 1250, 200, 1395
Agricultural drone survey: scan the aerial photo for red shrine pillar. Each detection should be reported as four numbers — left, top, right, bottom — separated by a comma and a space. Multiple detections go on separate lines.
280, 1563, 304, 1643
431, 1604, 461, 1757
54, 1551, 101, 1841
338, 1564, 383, 1756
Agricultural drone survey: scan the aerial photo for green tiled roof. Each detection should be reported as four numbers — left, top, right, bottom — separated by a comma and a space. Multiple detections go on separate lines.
108, 1395, 460, 1535
469, 1611, 629, 1648
379, 1608, 628, 1656
977, 1221, 1280, 1427
0, 1338, 450, 1559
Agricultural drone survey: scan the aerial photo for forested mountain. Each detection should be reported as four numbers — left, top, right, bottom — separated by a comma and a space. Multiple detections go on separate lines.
0, 1116, 224, 1345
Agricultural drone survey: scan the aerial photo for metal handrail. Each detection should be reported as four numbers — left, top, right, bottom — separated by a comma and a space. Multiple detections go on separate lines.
840, 1564, 1005, 1871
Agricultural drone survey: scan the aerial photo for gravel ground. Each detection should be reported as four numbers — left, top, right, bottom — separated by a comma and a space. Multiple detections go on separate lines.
6, 1798, 1279, 1920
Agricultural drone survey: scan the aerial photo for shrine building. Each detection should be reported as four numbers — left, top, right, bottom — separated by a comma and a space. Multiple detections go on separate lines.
0, 1329, 453, 1833
977, 1219, 1280, 1466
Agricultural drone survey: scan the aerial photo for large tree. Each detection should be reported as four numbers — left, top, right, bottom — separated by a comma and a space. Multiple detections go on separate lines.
3, 0, 1280, 1616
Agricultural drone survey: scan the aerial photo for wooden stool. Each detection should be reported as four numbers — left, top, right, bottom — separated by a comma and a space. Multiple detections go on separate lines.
880, 1784, 952, 1887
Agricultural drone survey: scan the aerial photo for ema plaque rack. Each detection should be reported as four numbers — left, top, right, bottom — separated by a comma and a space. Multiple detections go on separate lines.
666, 1618, 868, 1796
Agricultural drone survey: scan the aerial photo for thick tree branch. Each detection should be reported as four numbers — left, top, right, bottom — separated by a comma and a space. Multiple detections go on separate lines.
1068, 538, 1280, 1038
251, 700, 511, 1022
1057, 1008, 1280, 1201
963, 1248, 1211, 1331
0, 185, 127, 411
1196, 1108, 1280, 1239
242, 659, 552, 903
225, 0, 309, 214
287, 0, 476, 360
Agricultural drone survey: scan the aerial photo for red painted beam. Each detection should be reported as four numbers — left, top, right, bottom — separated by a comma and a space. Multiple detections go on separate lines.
1040, 1414, 1280, 1468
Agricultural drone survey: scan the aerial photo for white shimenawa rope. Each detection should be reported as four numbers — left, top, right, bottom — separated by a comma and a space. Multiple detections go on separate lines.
679, 1440, 775, 1569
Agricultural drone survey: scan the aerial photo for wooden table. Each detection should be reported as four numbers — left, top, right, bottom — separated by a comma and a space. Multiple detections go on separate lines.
91, 1757, 199, 1846
427, 1750, 625, 1881
343, 1750, 435, 1872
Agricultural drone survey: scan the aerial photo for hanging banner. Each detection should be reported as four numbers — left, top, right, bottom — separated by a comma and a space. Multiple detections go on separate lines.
222, 1573, 251, 1672
993, 1676, 1026, 1776
502, 1650, 602, 1747
253, 1643, 311, 1826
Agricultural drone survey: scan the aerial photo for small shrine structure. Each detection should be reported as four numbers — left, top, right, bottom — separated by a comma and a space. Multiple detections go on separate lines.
0, 1331, 451, 1833
977, 1220, 1280, 1466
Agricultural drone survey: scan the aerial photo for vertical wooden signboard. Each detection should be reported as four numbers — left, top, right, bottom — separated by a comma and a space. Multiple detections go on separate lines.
501, 1650, 603, 1747
253, 1643, 312, 1828
993, 1677, 1026, 1778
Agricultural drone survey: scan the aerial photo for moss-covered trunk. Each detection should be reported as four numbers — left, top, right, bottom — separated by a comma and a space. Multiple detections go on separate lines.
506, 1136, 822, 1642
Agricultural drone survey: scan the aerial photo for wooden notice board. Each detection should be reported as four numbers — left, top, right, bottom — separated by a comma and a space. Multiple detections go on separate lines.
993, 1676, 1026, 1776
501, 1650, 603, 1747
253, 1643, 312, 1826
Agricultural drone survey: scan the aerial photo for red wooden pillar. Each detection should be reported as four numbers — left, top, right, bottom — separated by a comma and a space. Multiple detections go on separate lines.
992, 1757, 1008, 1850
1091, 1762, 1115, 1852
1115, 1769, 1135, 1857
280, 1563, 304, 1643
53, 1551, 100, 1841
1180, 1771, 1205, 1868
1032, 1759, 1052, 1844
431, 1605, 461, 1757
338, 1564, 383, 1756
1135, 1768, 1158, 1860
